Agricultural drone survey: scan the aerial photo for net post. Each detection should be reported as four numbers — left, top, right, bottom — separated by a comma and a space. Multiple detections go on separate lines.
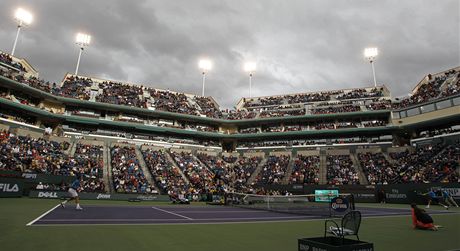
349, 193, 355, 211
267, 194, 270, 210
329, 194, 332, 217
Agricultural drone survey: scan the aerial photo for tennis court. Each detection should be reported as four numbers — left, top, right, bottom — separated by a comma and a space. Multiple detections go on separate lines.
2, 198, 459, 251
27, 203, 455, 226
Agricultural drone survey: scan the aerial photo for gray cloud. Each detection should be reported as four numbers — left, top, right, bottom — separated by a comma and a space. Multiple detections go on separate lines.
0, 0, 458, 108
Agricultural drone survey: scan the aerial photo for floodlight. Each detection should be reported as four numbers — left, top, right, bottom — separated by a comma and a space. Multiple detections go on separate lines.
199, 59, 212, 72
74, 33, 92, 75
15, 8, 33, 26
364, 47, 378, 60
11, 8, 33, 55
199, 59, 212, 96
76, 33, 91, 47
364, 47, 379, 87
244, 62, 257, 98
244, 62, 256, 73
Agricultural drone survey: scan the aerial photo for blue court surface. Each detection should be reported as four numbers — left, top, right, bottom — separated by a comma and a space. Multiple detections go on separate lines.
27, 204, 455, 226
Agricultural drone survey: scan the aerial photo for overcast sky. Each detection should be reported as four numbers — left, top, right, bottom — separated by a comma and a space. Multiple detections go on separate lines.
0, 0, 458, 108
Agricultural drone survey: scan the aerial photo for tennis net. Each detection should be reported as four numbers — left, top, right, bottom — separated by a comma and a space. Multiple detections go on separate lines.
225, 192, 354, 217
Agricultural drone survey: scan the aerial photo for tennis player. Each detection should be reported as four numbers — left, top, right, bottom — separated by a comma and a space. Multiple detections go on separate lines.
424, 189, 448, 209
60, 175, 83, 210
442, 190, 459, 208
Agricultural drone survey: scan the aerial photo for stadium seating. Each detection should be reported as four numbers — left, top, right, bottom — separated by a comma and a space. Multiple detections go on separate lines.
170, 151, 216, 195
326, 155, 360, 185
0, 131, 70, 174
394, 68, 459, 109
358, 152, 397, 185
142, 148, 189, 195
110, 145, 152, 193
0, 52, 25, 71
255, 155, 290, 185
60, 76, 93, 100
289, 155, 320, 185
231, 156, 262, 191
0, 49, 459, 199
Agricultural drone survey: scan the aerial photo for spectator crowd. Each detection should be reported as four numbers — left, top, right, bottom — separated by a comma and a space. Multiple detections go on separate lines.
326, 155, 360, 185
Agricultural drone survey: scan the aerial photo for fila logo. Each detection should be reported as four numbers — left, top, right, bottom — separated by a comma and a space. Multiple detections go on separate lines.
0, 183, 19, 192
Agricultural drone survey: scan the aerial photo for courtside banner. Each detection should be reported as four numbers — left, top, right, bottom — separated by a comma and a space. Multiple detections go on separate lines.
377, 183, 460, 204
0, 178, 24, 197
28, 190, 170, 201
330, 197, 349, 213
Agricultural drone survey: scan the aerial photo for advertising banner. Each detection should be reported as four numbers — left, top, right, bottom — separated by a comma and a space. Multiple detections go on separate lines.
29, 190, 170, 201
377, 183, 460, 204
0, 178, 24, 197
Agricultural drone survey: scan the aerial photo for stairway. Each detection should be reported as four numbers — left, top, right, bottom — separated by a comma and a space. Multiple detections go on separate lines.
134, 146, 159, 193
195, 154, 211, 170
382, 151, 396, 165
67, 140, 77, 157
246, 156, 267, 185
166, 151, 190, 185
282, 155, 295, 185
350, 153, 369, 185
319, 151, 327, 185
104, 144, 114, 193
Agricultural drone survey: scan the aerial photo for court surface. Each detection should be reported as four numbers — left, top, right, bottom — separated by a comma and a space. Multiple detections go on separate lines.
27, 204, 455, 226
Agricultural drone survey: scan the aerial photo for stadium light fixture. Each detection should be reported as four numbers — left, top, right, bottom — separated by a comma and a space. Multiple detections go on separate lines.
364, 47, 378, 87
11, 8, 33, 56
74, 33, 91, 75
199, 59, 212, 96
244, 62, 256, 98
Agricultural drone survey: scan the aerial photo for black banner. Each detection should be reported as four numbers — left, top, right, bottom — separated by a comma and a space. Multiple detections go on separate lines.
28, 190, 171, 201
0, 178, 24, 197
377, 183, 460, 204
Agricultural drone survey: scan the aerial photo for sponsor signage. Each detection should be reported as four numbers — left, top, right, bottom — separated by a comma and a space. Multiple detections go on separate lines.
0, 183, 19, 192
22, 173, 37, 179
298, 237, 374, 251
431, 187, 460, 199
315, 190, 339, 202
292, 185, 303, 190
0, 178, 24, 197
378, 183, 460, 204
37, 191, 59, 198
331, 197, 349, 212
96, 193, 111, 200
386, 189, 408, 200
29, 190, 170, 201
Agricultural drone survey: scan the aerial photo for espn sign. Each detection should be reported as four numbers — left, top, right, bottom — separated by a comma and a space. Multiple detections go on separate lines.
0, 178, 24, 197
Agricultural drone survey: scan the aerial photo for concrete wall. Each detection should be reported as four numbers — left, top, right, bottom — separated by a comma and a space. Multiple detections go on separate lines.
326, 149, 350, 156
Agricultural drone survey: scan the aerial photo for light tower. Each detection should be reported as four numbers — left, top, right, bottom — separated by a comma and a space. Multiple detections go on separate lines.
199, 59, 212, 96
244, 62, 256, 98
74, 33, 91, 75
364, 47, 379, 87
11, 8, 33, 56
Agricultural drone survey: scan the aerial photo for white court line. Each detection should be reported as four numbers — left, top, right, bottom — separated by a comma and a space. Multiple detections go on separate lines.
162, 210, 268, 213
152, 206, 193, 220
26, 204, 61, 226
27, 212, 460, 227
37, 215, 315, 222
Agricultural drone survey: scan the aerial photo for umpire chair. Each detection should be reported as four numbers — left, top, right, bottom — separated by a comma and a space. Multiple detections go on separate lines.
324, 210, 362, 242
